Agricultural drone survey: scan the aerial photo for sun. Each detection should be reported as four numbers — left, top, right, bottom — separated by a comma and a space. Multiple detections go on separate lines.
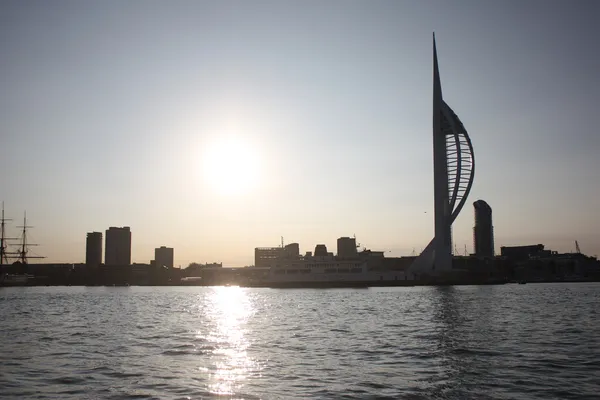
201, 136, 261, 196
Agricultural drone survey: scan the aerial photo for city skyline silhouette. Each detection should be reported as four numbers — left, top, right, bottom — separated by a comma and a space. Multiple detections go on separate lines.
1, 1, 598, 267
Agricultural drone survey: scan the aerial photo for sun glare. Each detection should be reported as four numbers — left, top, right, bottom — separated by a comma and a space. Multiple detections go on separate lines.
201, 136, 261, 196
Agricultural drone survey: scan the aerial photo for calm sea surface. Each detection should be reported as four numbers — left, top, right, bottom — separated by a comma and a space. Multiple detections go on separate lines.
1, 284, 599, 399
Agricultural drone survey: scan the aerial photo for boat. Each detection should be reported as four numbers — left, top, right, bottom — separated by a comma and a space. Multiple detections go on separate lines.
254, 239, 413, 288
0, 273, 33, 286
267, 258, 373, 284
180, 276, 203, 285
0, 205, 45, 285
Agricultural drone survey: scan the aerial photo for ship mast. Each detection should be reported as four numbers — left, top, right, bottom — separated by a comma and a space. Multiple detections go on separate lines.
1, 202, 7, 264
13, 211, 45, 264
0, 202, 17, 265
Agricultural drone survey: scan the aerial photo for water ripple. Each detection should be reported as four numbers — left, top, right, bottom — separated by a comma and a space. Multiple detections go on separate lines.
1, 284, 599, 399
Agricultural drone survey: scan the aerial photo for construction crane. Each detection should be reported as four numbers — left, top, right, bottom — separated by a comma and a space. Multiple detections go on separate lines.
575, 240, 581, 254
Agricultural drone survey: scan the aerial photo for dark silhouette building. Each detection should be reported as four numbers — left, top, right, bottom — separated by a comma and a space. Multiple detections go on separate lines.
337, 237, 358, 259
155, 246, 174, 268
105, 227, 131, 266
254, 247, 283, 268
473, 200, 494, 257
314, 244, 328, 257
500, 244, 548, 261
85, 232, 102, 266
283, 243, 300, 258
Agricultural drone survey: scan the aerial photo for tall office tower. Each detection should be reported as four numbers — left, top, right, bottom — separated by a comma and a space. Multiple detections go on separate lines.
337, 237, 358, 259
473, 200, 494, 258
105, 226, 132, 266
85, 231, 103, 266
409, 34, 475, 274
155, 246, 174, 268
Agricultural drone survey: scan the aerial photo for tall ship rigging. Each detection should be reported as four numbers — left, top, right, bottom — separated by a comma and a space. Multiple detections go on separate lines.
1, 203, 45, 285
0, 202, 15, 265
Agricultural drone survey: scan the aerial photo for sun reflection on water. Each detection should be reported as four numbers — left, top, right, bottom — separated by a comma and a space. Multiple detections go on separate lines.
201, 286, 258, 396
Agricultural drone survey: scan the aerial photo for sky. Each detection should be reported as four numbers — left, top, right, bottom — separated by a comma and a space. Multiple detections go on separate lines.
1, 0, 599, 267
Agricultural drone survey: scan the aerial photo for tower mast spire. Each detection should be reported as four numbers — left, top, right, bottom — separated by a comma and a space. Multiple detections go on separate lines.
432, 32, 452, 271
408, 34, 475, 276
433, 33, 443, 100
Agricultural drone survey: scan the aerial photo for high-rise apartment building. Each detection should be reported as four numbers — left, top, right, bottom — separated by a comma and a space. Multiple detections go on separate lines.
314, 244, 329, 257
337, 237, 358, 259
155, 246, 174, 268
105, 226, 132, 266
473, 200, 494, 258
85, 231, 102, 266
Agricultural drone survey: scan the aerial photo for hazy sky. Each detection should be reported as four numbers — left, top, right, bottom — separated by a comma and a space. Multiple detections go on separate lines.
1, 1, 599, 266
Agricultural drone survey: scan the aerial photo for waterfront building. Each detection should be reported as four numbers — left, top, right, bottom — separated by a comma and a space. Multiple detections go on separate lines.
410, 34, 475, 274
500, 244, 549, 261
155, 246, 174, 268
85, 232, 102, 266
314, 244, 329, 258
473, 200, 494, 258
262, 238, 414, 284
105, 227, 131, 266
255, 247, 283, 268
284, 243, 300, 259
337, 237, 358, 259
